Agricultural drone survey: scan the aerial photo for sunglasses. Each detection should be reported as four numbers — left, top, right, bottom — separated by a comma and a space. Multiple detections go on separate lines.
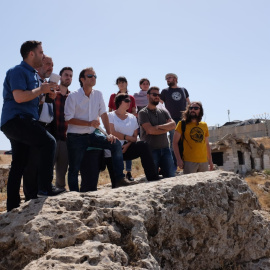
86, 74, 97, 79
149, 93, 161, 97
189, 106, 200, 111
123, 98, 131, 103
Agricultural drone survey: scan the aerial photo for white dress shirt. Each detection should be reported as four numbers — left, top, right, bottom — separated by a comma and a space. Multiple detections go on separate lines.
65, 87, 107, 134
37, 74, 54, 124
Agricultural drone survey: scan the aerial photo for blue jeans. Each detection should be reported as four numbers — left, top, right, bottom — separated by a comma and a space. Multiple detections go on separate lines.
67, 131, 124, 191
1, 116, 56, 211
125, 160, 132, 172
152, 147, 175, 178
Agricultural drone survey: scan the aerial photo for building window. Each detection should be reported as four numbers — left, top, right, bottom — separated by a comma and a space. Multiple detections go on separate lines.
238, 151, 244, 165
212, 152, 223, 166
250, 156, 255, 169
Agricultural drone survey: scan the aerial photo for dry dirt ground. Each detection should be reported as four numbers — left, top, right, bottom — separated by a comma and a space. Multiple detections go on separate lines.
1, 154, 270, 213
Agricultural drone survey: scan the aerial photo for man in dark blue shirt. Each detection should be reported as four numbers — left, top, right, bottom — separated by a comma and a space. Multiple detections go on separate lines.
0, 40, 62, 211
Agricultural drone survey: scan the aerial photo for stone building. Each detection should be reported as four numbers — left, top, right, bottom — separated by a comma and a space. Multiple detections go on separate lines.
209, 120, 270, 174
210, 134, 266, 175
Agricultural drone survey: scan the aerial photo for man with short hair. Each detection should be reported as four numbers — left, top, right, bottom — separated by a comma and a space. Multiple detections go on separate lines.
138, 86, 176, 178
161, 73, 190, 169
64, 67, 131, 191
173, 102, 213, 174
54, 67, 73, 190
0, 41, 60, 211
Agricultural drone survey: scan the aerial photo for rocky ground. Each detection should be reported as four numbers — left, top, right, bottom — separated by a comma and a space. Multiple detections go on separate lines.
1, 171, 270, 269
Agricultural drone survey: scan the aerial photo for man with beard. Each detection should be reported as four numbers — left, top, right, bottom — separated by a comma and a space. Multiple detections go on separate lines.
172, 102, 213, 174
0, 41, 60, 211
54, 67, 73, 190
138, 87, 176, 178
160, 73, 190, 170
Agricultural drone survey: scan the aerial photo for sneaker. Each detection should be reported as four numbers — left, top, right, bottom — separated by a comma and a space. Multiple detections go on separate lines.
115, 177, 135, 188
55, 187, 66, 192
50, 188, 66, 196
126, 171, 134, 181
37, 191, 48, 198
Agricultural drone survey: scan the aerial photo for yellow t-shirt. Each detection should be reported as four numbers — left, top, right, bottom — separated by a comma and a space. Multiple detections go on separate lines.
175, 121, 209, 163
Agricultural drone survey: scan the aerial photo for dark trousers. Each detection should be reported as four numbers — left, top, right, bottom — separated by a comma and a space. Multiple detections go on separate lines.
80, 149, 103, 192
1, 116, 56, 211
67, 132, 124, 192
105, 157, 117, 188
106, 141, 158, 187
23, 122, 55, 201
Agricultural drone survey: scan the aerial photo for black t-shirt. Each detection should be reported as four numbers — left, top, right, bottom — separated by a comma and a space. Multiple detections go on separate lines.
160, 87, 189, 119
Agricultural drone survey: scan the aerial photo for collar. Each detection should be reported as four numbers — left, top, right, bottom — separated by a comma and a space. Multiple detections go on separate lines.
21, 61, 37, 73
147, 106, 158, 113
79, 87, 94, 97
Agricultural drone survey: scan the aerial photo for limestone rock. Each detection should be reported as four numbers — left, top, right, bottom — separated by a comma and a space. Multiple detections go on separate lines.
0, 171, 270, 270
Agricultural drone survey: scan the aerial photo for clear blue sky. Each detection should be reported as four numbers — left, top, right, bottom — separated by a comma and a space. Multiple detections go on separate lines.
0, 0, 269, 150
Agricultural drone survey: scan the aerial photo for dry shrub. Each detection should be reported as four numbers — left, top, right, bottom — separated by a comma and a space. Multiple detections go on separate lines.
245, 175, 270, 211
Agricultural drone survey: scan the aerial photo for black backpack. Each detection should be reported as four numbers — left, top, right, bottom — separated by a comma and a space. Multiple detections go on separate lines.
178, 120, 186, 160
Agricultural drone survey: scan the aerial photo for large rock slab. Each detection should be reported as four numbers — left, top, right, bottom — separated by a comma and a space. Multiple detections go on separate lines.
0, 171, 270, 270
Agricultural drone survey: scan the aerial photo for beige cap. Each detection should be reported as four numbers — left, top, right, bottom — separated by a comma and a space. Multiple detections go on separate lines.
165, 73, 178, 79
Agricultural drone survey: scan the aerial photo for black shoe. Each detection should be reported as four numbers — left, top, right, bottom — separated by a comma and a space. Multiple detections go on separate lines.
50, 188, 66, 196
115, 177, 135, 188
126, 172, 134, 181
148, 176, 163, 182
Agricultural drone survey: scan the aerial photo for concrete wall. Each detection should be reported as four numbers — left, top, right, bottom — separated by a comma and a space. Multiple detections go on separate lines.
244, 151, 252, 171
209, 121, 270, 142
263, 154, 270, 170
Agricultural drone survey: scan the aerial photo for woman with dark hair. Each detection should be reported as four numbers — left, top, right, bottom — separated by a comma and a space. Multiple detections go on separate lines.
172, 101, 213, 174
134, 78, 168, 113
106, 93, 159, 186
108, 76, 136, 180
108, 77, 136, 114
134, 78, 150, 113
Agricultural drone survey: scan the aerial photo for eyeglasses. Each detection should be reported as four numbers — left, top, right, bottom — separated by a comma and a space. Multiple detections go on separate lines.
189, 106, 200, 111
123, 99, 131, 103
149, 93, 161, 97
165, 76, 173, 80
86, 74, 97, 79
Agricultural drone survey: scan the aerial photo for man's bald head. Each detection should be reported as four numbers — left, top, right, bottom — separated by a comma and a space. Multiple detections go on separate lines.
37, 55, 54, 79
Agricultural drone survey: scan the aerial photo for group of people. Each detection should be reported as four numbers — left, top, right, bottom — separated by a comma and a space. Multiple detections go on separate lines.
0, 40, 213, 212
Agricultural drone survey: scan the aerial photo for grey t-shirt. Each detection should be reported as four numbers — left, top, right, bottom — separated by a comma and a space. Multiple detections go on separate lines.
138, 107, 171, 149
160, 87, 189, 119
